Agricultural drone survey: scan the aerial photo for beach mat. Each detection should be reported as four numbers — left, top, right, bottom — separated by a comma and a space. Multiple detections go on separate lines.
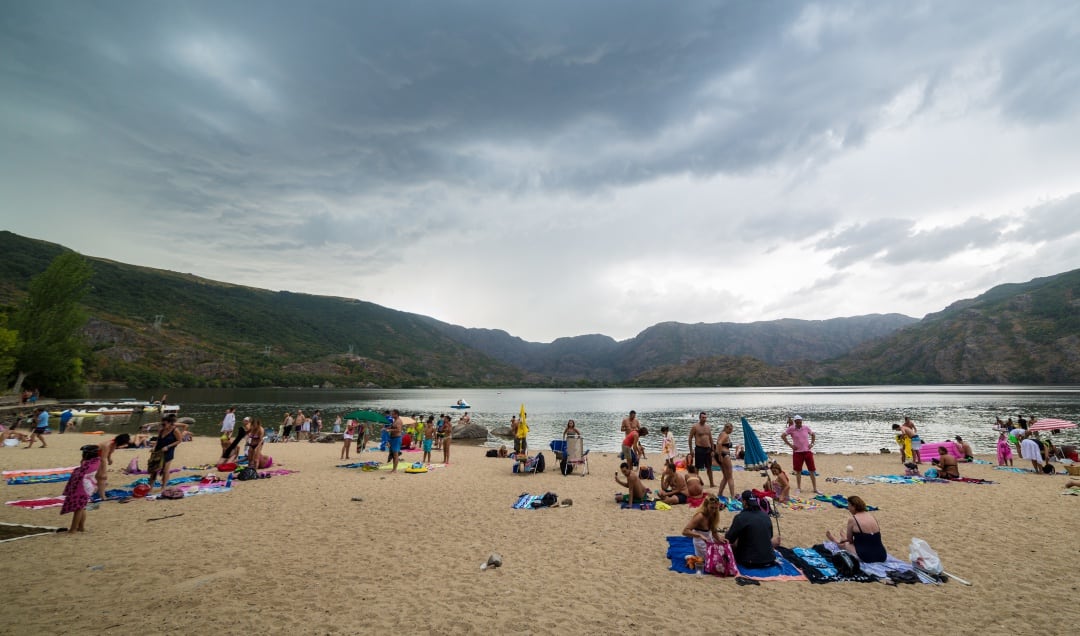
779, 546, 878, 584
866, 475, 949, 485
512, 494, 543, 509
2, 466, 77, 478
665, 537, 805, 580
814, 494, 878, 510
776, 497, 822, 511
5, 496, 66, 510
620, 500, 657, 510
7, 473, 72, 485
820, 541, 936, 583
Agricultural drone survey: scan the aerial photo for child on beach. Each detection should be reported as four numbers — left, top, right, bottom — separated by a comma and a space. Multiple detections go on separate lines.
660, 425, 677, 462
61, 445, 102, 533
341, 419, 356, 460
997, 432, 1014, 467
422, 417, 435, 464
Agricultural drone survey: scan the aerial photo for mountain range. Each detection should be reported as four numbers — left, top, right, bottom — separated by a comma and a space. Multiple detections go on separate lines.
1, 231, 1077, 388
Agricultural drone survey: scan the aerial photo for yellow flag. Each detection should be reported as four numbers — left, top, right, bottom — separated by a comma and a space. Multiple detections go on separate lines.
519, 404, 529, 436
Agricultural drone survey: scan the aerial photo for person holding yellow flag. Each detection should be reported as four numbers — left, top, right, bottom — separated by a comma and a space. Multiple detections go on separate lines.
513, 405, 529, 456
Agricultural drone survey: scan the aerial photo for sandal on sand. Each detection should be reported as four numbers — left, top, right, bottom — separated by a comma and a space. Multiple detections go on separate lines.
735, 576, 760, 586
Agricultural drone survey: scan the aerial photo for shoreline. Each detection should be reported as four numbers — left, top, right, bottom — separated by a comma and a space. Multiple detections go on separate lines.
0, 433, 1075, 634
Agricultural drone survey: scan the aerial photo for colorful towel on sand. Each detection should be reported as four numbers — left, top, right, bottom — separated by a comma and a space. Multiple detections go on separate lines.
776, 497, 821, 511
665, 537, 806, 580
337, 461, 382, 469
620, 500, 657, 510
124, 475, 204, 488
824, 476, 875, 485
814, 494, 878, 511
1063, 487, 1080, 496
821, 541, 936, 583
972, 459, 993, 464
146, 485, 232, 500
5, 496, 66, 510
7, 473, 72, 485
2, 466, 77, 478
779, 546, 879, 584
718, 496, 744, 512
513, 494, 544, 509
866, 475, 950, 485
994, 466, 1036, 473
949, 477, 996, 484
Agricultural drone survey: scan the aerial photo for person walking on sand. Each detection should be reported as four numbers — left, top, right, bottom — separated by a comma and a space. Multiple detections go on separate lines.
147, 414, 182, 493
61, 444, 102, 533
689, 412, 715, 487
25, 407, 49, 449
714, 422, 737, 501
781, 415, 821, 495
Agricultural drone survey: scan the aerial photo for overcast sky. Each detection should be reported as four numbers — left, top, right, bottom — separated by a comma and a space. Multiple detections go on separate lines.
3, 2, 1079, 342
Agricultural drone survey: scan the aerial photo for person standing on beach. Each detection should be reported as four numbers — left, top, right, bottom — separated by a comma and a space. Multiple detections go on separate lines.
513, 412, 528, 456
341, 419, 356, 460
281, 412, 294, 442
902, 417, 922, 463
442, 413, 453, 464
25, 407, 49, 449
220, 407, 236, 439
309, 410, 322, 441
422, 416, 435, 464
147, 414, 182, 493
388, 409, 403, 472
689, 412, 715, 487
781, 415, 821, 495
297, 409, 309, 441
621, 410, 647, 461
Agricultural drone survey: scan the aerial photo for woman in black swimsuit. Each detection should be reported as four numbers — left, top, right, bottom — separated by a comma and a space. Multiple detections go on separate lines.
147, 415, 181, 494
826, 495, 887, 563
714, 422, 737, 501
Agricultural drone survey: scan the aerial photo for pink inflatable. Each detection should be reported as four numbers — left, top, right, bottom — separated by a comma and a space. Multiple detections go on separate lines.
919, 441, 963, 462
259, 455, 273, 469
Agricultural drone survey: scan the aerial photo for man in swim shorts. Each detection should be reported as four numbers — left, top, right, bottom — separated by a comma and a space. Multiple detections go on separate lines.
688, 412, 715, 488
781, 415, 821, 495
388, 409, 403, 473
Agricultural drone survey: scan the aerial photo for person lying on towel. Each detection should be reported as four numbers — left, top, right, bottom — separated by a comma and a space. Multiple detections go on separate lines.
724, 491, 780, 569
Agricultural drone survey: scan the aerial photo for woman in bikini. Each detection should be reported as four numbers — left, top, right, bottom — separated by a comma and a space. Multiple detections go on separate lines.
246, 419, 265, 471
683, 494, 727, 558
684, 464, 706, 507
825, 495, 887, 563
341, 419, 357, 460
714, 422, 737, 501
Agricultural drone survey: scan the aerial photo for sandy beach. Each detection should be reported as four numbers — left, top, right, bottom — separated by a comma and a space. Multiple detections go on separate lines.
1, 431, 1078, 635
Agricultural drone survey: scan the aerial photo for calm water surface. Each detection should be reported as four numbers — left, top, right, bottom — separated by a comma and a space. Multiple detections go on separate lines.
86, 386, 1080, 456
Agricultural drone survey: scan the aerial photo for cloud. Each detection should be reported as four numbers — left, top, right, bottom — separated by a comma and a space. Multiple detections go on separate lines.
2, 1, 1080, 341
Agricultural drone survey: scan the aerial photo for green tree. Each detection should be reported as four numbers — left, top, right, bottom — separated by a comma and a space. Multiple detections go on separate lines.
10, 252, 93, 396
0, 314, 17, 382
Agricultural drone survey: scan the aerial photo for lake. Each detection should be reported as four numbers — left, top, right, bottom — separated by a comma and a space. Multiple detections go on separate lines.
83, 385, 1080, 456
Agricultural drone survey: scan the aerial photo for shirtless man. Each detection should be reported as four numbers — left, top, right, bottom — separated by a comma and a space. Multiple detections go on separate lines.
688, 412, 715, 487
388, 409, 404, 472
901, 417, 921, 464
621, 410, 646, 461
657, 461, 689, 505
614, 462, 649, 506
954, 436, 974, 461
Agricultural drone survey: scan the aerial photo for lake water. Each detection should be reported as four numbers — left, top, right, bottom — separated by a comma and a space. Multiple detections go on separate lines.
85, 386, 1080, 456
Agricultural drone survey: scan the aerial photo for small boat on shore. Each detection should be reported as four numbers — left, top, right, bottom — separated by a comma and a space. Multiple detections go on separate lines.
451, 400, 471, 409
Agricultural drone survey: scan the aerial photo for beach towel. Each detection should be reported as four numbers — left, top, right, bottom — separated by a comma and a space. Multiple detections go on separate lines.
666, 537, 806, 580
1062, 487, 1080, 496
124, 475, 203, 488
866, 475, 950, 485
512, 494, 543, 509
719, 497, 743, 512
779, 546, 877, 584
776, 497, 822, 511
145, 484, 232, 500
824, 476, 875, 486
972, 459, 993, 465
2, 466, 78, 478
337, 461, 382, 469
5, 496, 66, 510
820, 541, 936, 584
619, 499, 657, 510
7, 473, 72, 485
813, 494, 878, 511
993, 466, 1036, 474
947, 477, 995, 484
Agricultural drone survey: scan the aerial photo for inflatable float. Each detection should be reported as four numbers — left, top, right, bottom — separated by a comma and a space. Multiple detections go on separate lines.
404, 463, 428, 474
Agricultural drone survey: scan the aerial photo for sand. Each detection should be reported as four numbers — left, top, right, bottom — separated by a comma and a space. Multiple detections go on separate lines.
0, 432, 1078, 635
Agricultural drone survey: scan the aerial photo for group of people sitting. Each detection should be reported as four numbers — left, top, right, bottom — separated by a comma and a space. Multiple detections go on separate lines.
682, 489, 887, 570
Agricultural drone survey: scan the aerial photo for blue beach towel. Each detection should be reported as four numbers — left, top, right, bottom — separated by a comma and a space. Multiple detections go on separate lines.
512, 494, 543, 509
813, 493, 878, 511
666, 537, 805, 579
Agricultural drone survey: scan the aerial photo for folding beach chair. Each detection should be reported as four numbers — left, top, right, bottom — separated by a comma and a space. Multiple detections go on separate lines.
564, 436, 589, 476
549, 439, 567, 462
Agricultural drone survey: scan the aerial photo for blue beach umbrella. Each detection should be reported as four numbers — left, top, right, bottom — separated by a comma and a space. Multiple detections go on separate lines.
741, 417, 769, 470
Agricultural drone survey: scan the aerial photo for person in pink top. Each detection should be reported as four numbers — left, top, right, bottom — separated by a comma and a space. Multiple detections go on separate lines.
781, 415, 821, 495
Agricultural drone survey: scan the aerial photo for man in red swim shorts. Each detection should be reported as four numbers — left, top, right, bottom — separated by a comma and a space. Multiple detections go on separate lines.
781, 415, 821, 495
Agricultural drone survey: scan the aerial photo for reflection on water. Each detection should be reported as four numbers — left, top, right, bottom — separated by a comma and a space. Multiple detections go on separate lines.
87, 386, 1080, 455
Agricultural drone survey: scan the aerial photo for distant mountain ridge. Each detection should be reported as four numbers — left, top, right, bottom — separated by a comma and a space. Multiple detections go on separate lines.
1, 231, 1077, 387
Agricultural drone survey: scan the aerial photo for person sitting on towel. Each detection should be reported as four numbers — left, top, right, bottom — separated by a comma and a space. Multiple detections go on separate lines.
657, 460, 689, 505
954, 436, 974, 461
614, 462, 649, 504
934, 446, 961, 479
825, 495, 887, 563
724, 490, 779, 568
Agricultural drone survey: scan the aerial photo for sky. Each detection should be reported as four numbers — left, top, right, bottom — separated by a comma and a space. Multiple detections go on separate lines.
2, 2, 1079, 343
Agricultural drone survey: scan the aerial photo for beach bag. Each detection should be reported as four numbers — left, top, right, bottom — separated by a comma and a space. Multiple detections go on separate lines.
541, 492, 558, 507
639, 466, 655, 480
159, 487, 184, 500
909, 538, 942, 575
237, 466, 259, 481
830, 550, 862, 577
704, 542, 738, 577
486, 449, 498, 458
534, 452, 546, 473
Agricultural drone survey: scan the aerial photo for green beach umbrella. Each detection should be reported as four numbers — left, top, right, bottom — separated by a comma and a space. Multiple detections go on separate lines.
344, 409, 388, 423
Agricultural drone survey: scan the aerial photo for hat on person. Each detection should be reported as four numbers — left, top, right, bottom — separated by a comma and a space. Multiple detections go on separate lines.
793, 415, 803, 421
740, 489, 755, 503
243, 416, 251, 422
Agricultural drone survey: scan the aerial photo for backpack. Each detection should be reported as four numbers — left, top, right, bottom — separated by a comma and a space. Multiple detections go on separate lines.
639, 466, 655, 480
830, 550, 862, 577
534, 452, 546, 473
704, 542, 738, 577
540, 492, 558, 507
237, 466, 259, 481
485, 449, 498, 458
